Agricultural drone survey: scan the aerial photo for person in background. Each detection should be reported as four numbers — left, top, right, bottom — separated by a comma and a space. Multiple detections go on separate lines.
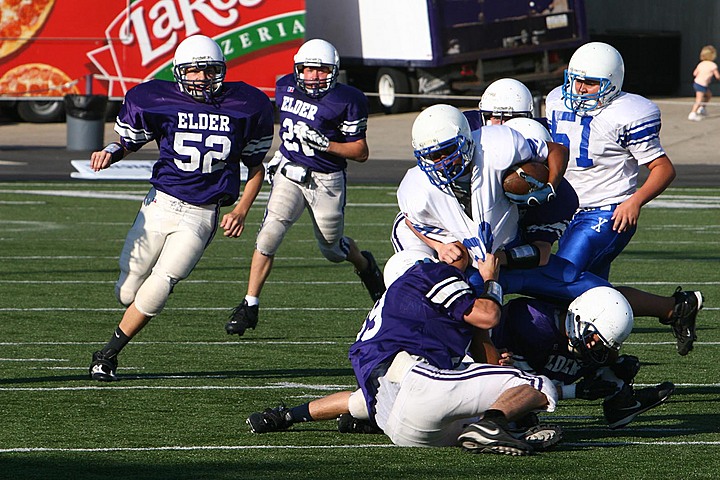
688, 45, 720, 121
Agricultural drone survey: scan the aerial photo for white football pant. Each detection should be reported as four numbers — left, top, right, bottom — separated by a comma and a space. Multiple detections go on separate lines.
115, 188, 218, 316
256, 168, 349, 262
374, 353, 557, 447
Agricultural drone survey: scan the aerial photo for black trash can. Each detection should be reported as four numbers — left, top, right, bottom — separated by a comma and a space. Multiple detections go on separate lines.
64, 94, 108, 151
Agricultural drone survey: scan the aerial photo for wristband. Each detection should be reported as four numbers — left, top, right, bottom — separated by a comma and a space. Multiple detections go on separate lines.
479, 280, 503, 307
505, 244, 541, 269
561, 384, 577, 400
102, 142, 124, 164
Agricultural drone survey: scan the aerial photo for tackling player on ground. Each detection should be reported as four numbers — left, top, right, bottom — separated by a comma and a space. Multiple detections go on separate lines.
88, 35, 274, 381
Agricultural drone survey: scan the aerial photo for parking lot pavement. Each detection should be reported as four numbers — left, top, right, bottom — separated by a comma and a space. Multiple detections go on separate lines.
1, 98, 719, 185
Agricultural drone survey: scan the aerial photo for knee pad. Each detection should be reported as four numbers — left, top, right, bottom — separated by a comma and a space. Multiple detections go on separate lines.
132, 272, 178, 317
318, 237, 348, 263
115, 273, 144, 308
255, 219, 289, 256
348, 388, 370, 420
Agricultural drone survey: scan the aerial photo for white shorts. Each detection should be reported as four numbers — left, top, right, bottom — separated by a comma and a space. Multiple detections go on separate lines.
374, 352, 557, 447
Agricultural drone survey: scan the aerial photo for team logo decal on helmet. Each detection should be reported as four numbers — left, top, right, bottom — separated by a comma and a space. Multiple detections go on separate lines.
565, 286, 634, 366
294, 39, 340, 98
561, 42, 625, 113
412, 104, 475, 188
173, 35, 227, 102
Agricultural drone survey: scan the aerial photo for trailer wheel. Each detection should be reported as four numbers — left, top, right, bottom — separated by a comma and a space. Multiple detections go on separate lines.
376, 68, 415, 114
17, 100, 65, 123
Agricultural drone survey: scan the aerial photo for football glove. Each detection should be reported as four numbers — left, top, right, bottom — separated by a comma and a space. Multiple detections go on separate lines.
575, 377, 620, 400
610, 354, 641, 385
505, 177, 556, 206
294, 121, 330, 152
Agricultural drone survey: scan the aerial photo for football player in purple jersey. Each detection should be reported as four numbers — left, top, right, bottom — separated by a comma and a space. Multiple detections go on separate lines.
245, 283, 674, 439
223, 39, 385, 337
493, 286, 675, 429
87, 35, 274, 381
247, 249, 562, 456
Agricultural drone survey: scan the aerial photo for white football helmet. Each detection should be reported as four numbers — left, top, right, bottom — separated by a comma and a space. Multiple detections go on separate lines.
383, 250, 435, 288
479, 78, 534, 125
173, 35, 226, 101
294, 39, 340, 98
565, 287, 634, 366
504, 117, 552, 142
562, 42, 624, 112
412, 104, 475, 188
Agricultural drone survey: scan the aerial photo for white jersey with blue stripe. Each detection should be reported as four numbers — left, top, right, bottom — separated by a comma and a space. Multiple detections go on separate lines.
397, 125, 535, 265
546, 87, 666, 208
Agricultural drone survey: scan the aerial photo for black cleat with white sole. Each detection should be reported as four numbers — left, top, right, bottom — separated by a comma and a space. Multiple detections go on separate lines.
458, 418, 534, 456
603, 381, 675, 429
89, 350, 118, 382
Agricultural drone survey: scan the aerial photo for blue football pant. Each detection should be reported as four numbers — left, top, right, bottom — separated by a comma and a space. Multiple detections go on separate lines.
555, 207, 636, 280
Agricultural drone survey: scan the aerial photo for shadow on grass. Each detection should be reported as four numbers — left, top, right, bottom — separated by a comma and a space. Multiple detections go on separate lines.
0, 367, 355, 385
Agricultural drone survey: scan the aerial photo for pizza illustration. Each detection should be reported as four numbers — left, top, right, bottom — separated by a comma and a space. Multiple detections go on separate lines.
0, 63, 79, 96
0, 0, 55, 59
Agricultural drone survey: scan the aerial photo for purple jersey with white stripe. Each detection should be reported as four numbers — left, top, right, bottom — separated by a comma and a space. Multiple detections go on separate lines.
493, 297, 593, 385
349, 262, 476, 409
275, 73, 368, 173
114, 80, 274, 206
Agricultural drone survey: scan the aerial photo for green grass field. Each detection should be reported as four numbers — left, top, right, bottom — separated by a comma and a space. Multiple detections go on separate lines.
0, 181, 718, 479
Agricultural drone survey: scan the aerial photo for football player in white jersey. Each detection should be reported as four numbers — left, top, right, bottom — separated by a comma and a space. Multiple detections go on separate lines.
545, 42, 703, 355
394, 104, 614, 302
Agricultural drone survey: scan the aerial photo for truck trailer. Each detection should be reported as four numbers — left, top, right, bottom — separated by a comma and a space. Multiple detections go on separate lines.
0, 0, 587, 121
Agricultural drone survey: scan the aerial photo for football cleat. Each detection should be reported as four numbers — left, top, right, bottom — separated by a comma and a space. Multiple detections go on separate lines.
337, 414, 383, 434
662, 287, 703, 356
225, 300, 259, 336
603, 381, 675, 429
507, 413, 562, 451
458, 418, 534, 456
89, 350, 118, 382
247, 405, 294, 434
356, 251, 385, 302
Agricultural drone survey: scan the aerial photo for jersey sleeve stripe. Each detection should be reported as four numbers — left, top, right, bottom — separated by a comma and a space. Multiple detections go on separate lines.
114, 119, 154, 142
426, 277, 473, 307
340, 118, 368, 135
241, 134, 273, 156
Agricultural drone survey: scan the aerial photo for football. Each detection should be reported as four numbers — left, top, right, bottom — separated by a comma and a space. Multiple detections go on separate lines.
502, 162, 550, 195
